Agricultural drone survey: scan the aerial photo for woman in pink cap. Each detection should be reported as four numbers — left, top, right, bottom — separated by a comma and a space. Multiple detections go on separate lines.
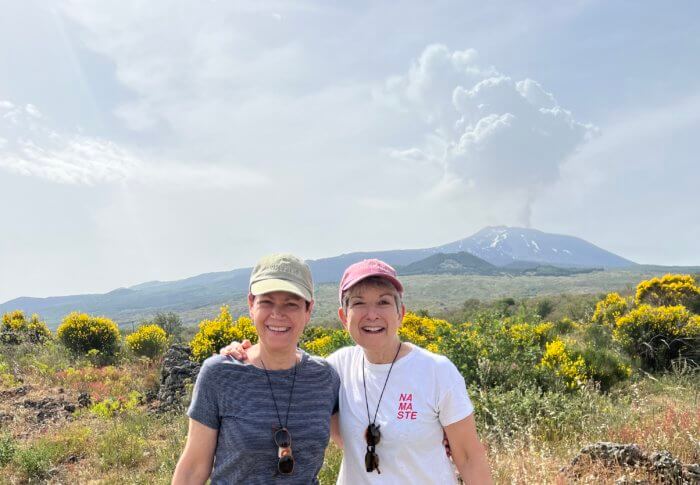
222, 259, 492, 484
327, 259, 491, 484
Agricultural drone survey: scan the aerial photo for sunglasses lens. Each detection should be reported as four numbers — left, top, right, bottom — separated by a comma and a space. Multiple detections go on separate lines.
278, 454, 294, 474
364, 448, 379, 472
365, 424, 381, 446
274, 428, 291, 448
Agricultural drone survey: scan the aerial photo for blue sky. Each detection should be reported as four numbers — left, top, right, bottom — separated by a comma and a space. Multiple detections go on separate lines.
1, 0, 699, 302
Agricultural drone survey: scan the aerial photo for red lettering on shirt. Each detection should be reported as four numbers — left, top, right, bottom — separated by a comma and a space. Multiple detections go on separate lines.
396, 393, 417, 420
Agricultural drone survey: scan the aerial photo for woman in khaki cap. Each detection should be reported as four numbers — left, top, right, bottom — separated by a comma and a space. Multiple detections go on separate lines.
172, 254, 340, 485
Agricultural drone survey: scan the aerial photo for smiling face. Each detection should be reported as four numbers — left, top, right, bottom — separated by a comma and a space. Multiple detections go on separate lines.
338, 280, 405, 354
248, 291, 313, 354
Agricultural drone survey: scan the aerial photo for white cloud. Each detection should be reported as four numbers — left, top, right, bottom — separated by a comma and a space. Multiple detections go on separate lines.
25, 104, 43, 118
0, 100, 265, 188
381, 44, 597, 225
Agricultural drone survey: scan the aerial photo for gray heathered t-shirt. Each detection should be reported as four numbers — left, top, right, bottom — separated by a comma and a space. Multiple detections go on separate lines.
187, 351, 340, 484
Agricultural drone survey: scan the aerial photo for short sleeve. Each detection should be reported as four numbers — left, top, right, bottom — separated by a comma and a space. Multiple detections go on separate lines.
187, 358, 221, 430
330, 366, 341, 414
437, 359, 474, 427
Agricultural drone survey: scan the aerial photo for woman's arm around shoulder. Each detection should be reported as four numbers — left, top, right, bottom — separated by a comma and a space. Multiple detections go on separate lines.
443, 414, 492, 485
172, 419, 218, 485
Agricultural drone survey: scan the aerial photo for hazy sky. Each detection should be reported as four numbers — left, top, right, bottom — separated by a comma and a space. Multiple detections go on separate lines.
1, 0, 699, 303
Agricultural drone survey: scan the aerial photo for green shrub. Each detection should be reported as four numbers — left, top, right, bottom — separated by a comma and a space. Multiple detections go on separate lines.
125, 324, 168, 359
438, 318, 552, 391
578, 346, 632, 391
149, 311, 185, 342
0, 359, 20, 387
437, 323, 486, 388
553, 317, 576, 334
13, 442, 59, 480
90, 391, 142, 418
57, 312, 121, 357
97, 423, 147, 469
1, 310, 51, 344
189, 306, 258, 363
0, 433, 16, 466
535, 299, 554, 318
470, 382, 620, 445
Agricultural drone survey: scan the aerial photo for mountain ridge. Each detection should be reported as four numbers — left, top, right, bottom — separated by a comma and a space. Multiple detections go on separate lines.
0, 226, 644, 325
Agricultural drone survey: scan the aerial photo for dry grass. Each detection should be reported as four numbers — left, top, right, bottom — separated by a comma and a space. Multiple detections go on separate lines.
487, 374, 700, 484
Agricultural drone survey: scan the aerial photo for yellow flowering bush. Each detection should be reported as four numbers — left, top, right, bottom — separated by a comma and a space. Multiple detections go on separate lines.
540, 339, 589, 390
1, 310, 51, 344
399, 312, 451, 353
125, 324, 168, 359
302, 329, 353, 357
635, 274, 700, 307
614, 304, 699, 370
507, 322, 553, 347
57, 312, 121, 356
592, 293, 628, 327
189, 306, 258, 363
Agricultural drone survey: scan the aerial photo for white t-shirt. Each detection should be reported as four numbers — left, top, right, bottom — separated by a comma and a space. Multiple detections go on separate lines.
327, 344, 473, 485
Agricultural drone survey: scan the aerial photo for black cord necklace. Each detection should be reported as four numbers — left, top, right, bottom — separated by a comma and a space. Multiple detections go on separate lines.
362, 341, 402, 437
261, 352, 299, 437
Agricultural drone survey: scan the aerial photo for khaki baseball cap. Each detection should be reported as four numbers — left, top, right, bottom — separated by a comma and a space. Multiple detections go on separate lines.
249, 253, 314, 301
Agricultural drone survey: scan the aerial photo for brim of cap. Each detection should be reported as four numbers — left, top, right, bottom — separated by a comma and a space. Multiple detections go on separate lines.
250, 279, 312, 301
341, 273, 404, 295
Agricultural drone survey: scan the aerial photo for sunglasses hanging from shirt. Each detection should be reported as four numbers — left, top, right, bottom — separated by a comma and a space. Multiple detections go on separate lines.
362, 341, 402, 474
261, 356, 298, 475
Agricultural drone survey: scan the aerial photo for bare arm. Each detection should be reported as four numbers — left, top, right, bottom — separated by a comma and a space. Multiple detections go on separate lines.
330, 413, 343, 449
443, 415, 492, 485
172, 419, 218, 485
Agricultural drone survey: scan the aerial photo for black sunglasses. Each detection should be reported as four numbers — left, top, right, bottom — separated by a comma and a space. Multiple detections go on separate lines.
364, 423, 381, 474
274, 427, 294, 475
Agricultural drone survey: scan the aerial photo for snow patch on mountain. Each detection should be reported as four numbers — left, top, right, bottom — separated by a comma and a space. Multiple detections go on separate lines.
434, 226, 635, 268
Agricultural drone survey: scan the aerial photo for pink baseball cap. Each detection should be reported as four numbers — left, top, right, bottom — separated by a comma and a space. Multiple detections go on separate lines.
338, 259, 404, 304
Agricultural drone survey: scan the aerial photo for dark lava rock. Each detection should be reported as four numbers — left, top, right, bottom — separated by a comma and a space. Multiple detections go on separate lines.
77, 392, 91, 408
156, 344, 201, 413
21, 396, 80, 423
571, 442, 646, 467
0, 386, 29, 398
564, 442, 700, 485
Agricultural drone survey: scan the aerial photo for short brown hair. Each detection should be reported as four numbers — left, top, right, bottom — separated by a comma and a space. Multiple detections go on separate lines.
341, 276, 402, 312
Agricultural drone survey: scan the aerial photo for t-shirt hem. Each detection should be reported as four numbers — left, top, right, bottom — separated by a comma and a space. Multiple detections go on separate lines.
440, 407, 474, 427
187, 410, 220, 430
